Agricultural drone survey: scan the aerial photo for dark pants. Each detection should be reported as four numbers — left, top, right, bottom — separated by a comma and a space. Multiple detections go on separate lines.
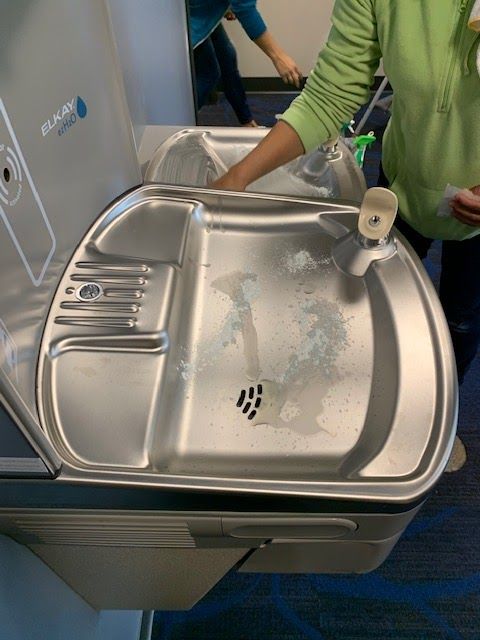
378, 165, 480, 384
193, 23, 253, 124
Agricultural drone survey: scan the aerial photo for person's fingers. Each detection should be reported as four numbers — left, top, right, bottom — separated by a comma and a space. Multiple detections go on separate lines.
450, 200, 473, 216
276, 59, 303, 87
453, 190, 480, 209
450, 187, 480, 225
286, 64, 302, 88
281, 69, 296, 86
453, 209, 480, 226
450, 188, 480, 226
452, 212, 480, 227
451, 201, 480, 226
286, 69, 297, 87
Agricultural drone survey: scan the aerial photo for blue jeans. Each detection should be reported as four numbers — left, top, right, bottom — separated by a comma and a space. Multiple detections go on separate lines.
378, 165, 480, 384
193, 23, 253, 124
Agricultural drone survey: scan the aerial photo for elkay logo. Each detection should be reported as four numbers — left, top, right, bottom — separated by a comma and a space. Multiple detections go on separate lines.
41, 96, 88, 138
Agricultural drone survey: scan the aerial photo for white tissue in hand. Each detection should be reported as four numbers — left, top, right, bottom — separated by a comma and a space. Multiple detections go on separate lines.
437, 184, 463, 218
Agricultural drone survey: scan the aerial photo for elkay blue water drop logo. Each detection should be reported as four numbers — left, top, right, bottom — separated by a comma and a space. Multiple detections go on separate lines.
56, 96, 88, 137
41, 95, 89, 138
76, 96, 87, 119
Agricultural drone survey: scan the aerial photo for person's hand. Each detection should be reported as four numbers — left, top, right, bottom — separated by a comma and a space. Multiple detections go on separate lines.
271, 52, 303, 88
451, 185, 480, 227
210, 170, 247, 192
224, 10, 236, 20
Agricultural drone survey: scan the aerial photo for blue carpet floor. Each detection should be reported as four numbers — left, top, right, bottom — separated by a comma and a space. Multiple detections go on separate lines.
152, 93, 480, 640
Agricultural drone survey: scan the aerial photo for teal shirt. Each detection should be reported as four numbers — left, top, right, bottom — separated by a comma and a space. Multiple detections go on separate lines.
281, 0, 480, 240
189, 0, 266, 48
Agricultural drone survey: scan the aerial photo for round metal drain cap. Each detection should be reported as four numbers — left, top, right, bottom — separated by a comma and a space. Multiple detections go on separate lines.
75, 282, 103, 302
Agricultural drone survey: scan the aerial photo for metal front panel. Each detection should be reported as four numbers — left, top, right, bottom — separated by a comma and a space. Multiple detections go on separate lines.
28, 545, 248, 610
0, 0, 141, 454
0, 508, 244, 609
108, 0, 196, 147
238, 535, 403, 574
0, 507, 422, 600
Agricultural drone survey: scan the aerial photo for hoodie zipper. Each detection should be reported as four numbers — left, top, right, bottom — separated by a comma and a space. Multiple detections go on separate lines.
438, 0, 470, 112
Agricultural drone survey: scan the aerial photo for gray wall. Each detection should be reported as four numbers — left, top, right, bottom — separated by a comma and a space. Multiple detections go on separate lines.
108, 0, 196, 147
0, 535, 142, 640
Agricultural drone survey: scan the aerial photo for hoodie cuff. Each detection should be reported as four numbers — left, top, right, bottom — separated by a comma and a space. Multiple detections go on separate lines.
279, 99, 331, 153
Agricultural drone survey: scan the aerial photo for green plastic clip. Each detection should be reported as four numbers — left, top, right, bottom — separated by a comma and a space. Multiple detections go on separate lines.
341, 120, 356, 136
352, 132, 376, 168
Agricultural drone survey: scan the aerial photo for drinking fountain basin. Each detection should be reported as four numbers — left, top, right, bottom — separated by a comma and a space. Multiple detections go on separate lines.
144, 127, 367, 202
37, 184, 457, 501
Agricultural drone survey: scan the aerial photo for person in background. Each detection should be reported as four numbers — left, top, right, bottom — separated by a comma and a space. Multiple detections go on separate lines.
213, 0, 480, 470
189, 0, 302, 126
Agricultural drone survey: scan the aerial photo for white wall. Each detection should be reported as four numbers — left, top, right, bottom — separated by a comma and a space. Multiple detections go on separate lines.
0, 535, 142, 640
223, 0, 334, 78
225, 0, 334, 77
225, 0, 383, 78
108, 0, 196, 147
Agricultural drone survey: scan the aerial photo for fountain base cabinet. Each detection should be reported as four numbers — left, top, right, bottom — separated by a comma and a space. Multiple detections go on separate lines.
0, 505, 421, 610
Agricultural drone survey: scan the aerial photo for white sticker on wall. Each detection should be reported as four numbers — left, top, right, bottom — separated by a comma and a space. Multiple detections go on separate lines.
0, 98, 56, 286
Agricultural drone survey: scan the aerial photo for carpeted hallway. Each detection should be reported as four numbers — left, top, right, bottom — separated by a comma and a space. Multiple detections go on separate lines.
152, 92, 480, 640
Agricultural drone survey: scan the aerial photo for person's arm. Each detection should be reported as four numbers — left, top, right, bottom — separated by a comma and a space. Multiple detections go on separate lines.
213, 0, 382, 191
253, 31, 302, 88
213, 121, 305, 191
229, 0, 267, 40
230, 0, 302, 87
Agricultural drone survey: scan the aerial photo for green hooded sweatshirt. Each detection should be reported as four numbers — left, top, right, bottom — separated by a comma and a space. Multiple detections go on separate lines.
281, 0, 480, 240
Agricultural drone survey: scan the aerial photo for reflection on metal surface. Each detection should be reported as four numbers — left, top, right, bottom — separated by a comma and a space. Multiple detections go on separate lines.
0, 318, 18, 382
36, 185, 457, 501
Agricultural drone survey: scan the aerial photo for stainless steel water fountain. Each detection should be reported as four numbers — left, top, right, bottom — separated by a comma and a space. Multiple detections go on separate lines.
0, 2, 458, 611
36, 182, 455, 503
